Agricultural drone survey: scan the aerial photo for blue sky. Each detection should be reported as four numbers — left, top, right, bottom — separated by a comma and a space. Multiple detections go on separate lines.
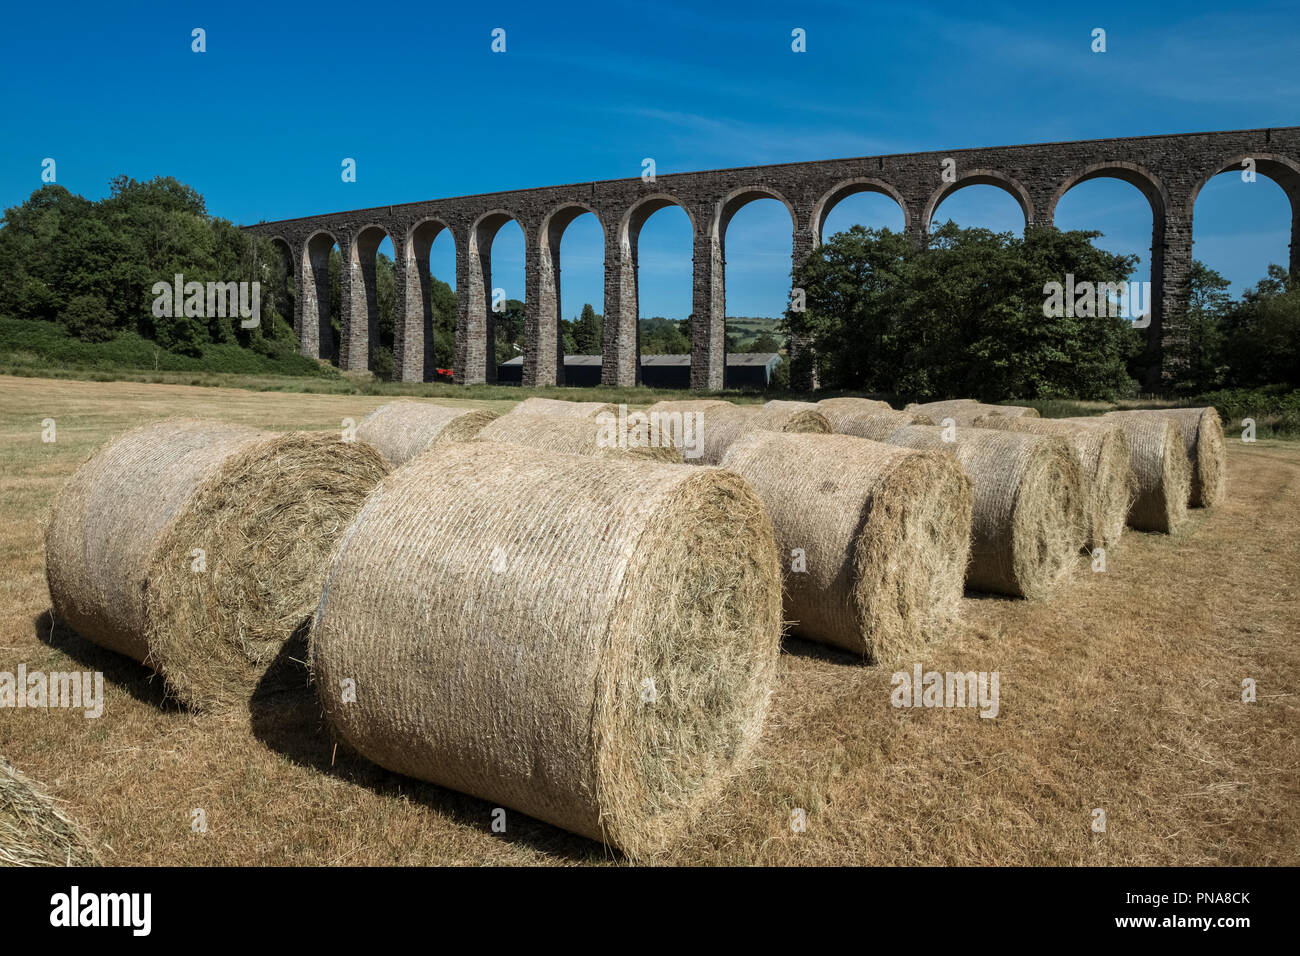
1, 0, 1296, 320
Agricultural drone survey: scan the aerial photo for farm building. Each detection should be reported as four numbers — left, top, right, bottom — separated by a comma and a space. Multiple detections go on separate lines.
497, 352, 782, 388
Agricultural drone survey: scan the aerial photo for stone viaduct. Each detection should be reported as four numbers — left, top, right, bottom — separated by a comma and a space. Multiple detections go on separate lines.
244, 126, 1300, 391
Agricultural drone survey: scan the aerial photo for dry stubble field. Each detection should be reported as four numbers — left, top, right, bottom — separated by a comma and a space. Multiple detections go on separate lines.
1, 374, 1297, 865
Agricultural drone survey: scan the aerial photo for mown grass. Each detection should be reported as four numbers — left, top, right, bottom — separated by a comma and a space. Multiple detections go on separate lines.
0, 375, 1297, 866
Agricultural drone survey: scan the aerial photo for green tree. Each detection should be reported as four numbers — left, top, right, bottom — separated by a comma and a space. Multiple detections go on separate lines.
785, 223, 1141, 401
1171, 260, 1232, 394
428, 277, 457, 369
572, 303, 603, 354
59, 294, 115, 343
1220, 264, 1300, 387
493, 298, 525, 365
639, 316, 690, 354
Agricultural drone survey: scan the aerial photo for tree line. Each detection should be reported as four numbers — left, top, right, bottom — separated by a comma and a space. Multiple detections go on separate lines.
784, 223, 1299, 400
4, 178, 1293, 395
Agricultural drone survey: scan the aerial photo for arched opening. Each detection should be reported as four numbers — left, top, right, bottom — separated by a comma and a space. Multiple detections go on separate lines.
1054, 178, 1157, 325
1191, 159, 1298, 296
618, 198, 693, 387
531, 205, 604, 387
814, 179, 908, 243
263, 237, 295, 340
343, 225, 395, 376
1188, 155, 1300, 389
718, 190, 796, 387
407, 218, 456, 382
462, 211, 524, 384
302, 231, 339, 365
927, 177, 1030, 236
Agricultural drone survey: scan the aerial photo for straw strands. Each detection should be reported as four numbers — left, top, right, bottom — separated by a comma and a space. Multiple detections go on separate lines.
310, 441, 782, 858
475, 413, 682, 461
819, 407, 934, 440
356, 401, 499, 467
1062, 416, 1190, 533
721, 432, 972, 660
885, 425, 1086, 598
975, 415, 1133, 552
1105, 408, 1226, 507
506, 397, 618, 420
904, 400, 1040, 426
692, 403, 831, 465
46, 420, 389, 710
0, 756, 96, 866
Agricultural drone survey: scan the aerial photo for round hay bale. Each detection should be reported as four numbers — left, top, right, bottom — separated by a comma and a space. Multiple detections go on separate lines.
906, 401, 1039, 426
310, 441, 783, 858
885, 425, 1086, 599
45, 419, 266, 663
476, 413, 681, 462
144, 431, 389, 711
979, 403, 1039, 419
45, 419, 390, 710
1064, 416, 1190, 533
816, 397, 894, 416
1105, 408, 1225, 507
646, 399, 734, 414
762, 400, 823, 415
695, 403, 831, 465
506, 396, 618, 420
974, 415, 1132, 553
819, 406, 934, 440
904, 398, 979, 415
356, 401, 498, 467
1, 755, 96, 866
720, 432, 972, 660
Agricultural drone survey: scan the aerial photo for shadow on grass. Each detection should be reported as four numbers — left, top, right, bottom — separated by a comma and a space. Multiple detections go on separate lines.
248, 633, 611, 864
779, 633, 868, 666
32, 609, 181, 712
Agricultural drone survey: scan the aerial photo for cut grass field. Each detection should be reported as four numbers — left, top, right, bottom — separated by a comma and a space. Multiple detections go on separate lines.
1, 374, 1297, 865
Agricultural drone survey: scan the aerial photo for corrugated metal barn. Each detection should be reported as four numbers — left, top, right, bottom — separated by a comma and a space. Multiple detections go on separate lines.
497, 353, 781, 388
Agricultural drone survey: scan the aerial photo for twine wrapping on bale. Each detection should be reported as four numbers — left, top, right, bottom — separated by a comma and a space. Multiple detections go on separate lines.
693, 403, 831, 465
720, 432, 972, 661
885, 425, 1086, 598
356, 400, 498, 467
646, 399, 734, 414
816, 397, 895, 416
818, 406, 934, 440
45, 420, 266, 663
762, 400, 824, 415
905, 400, 1040, 426
45, 420, 390, 711
310, 441, 783, 858
476, 413, 682, 462
1, 755, 96, 866
1062, 416, 1190, 533
974, 415, 1133, 553
1105, 408, 1226, 507
903, 399, 978, 416
505, 396, 618, 420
